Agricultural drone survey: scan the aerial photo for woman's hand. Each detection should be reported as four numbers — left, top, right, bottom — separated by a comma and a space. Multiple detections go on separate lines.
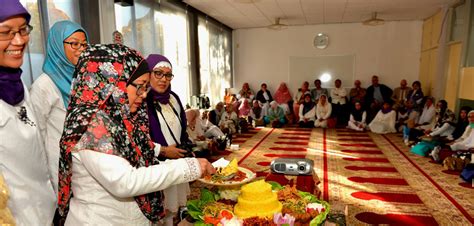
197, 158, 216, 177
162, 145, 188, 159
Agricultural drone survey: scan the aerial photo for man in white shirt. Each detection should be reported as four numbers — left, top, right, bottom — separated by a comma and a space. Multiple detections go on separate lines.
331, 79, 348, 126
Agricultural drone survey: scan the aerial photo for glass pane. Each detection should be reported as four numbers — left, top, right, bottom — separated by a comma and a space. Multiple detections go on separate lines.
114, 4, 135, 48
156, 7, 191, 105
198, 17, 232, 106
20, 0, 45, 87
46, 0, 81, 27
134, 1, 155, 56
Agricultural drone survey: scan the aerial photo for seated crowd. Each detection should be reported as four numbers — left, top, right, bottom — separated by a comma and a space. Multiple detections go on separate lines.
202, 75, 472, 181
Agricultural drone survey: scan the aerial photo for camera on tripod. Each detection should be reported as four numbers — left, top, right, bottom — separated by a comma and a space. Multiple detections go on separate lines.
270, 158, 313, 175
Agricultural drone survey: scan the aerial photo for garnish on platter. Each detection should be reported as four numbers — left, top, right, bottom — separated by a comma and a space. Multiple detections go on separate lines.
198, 158, 256, 186
186, 181, 330, 226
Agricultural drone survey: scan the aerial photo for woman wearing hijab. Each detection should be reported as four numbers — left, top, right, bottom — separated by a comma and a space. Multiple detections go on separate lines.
450, 106, 472, 140
0, 1, 56, 224
273, 82, 292, 114
186, 109, 209, 152
368, 101, 397, 134
145, 54, 196, 224
30, 20, 88, 195
431, 110, 474, 163
265, 101, 286, 128
347, 102, 367, 131
239, 98, 251, 118
314, 94, 332, 128
58, 44, 214, 225
299, 93, 316, 128
425, 100, 456, 138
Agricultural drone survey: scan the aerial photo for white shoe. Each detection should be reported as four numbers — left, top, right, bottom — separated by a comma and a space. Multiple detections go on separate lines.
404, 139, 409, 146
431, 146, 441, 162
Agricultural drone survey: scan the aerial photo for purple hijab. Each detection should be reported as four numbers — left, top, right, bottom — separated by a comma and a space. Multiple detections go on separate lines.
145, 54, 189, 146
146, 54, 172, 104
0, 0, 31, 105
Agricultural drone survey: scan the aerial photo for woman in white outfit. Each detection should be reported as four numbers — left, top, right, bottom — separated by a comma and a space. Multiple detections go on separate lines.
0, 2, 56, 224
57, 44, 214, 225
347, 102, 367, 131
315, 94, 332, 128
145, 54, 207, 225
30, 20, 88, 195
369, 102, 397, 134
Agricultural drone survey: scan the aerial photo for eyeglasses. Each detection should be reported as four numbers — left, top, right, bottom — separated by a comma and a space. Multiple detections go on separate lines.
63, 41, 88, 50
152, 70, 174, 81
129, 83, 151, 96
0, 24, 33, 41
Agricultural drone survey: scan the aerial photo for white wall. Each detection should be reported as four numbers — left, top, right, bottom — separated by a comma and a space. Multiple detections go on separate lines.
233, 21, 423, 96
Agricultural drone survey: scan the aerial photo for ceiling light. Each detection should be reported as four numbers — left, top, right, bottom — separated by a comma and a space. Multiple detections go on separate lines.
363, 12, 385, 26
267, 18, 288, 30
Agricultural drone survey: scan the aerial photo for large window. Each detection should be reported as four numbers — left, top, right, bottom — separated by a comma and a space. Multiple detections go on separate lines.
155, 7, 191, 105
20, 0, 82, 87
20, 0, 44, 87
114, 2, 191, 105
198, 17, 232, 106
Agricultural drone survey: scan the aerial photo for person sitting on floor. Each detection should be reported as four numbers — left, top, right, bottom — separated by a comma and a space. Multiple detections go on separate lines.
369, 101, 397, 134
265, 101, 286, 128
186, 109, 215, 157
250, 100, 264, 127
299, 93, 316, 128
310, 79, 329, 103
349, 80, 366, 106
237, 82, 255, 101
255, 83, 273, 115
406, 81, 424, 111
293, 81, 311, 122
347, 102, 367, 131
219, 104, 239, 134
273, 82, 293, 122
397, 100, 420, 134
209, 102, 224, 126
431, 110, 474, 163
391, 79, 412, 111
449, 106, 472, 141
424, 100, 456, 139
238, 98, 251, 118
314, 94, 332, 128
404, 97, 436, 144
200, 110, 225, 138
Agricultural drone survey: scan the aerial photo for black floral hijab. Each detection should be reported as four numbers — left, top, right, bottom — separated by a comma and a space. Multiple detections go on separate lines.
58, 44, 165, 222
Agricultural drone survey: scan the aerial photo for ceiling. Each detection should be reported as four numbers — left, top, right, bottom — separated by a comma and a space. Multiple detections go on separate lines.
182, 0, 459, 29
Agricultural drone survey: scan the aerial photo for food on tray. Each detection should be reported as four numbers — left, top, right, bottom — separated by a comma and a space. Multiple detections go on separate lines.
234, 180, 282, 219
219, 158, 238, 176
204, 159, 249, 184
218, 187, 240, 201
187, 182, 330, 226
276, 185, 327, 225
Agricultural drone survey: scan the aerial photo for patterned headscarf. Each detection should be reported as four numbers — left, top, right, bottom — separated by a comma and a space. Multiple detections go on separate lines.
58, 44, 164, 222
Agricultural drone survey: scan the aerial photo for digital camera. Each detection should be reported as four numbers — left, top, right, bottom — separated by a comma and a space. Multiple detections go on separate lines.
270, 158, 313, 175
177, 141, 198, 157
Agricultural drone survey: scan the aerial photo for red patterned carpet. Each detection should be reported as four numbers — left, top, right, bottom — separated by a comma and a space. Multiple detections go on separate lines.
194, 126, 474, 225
